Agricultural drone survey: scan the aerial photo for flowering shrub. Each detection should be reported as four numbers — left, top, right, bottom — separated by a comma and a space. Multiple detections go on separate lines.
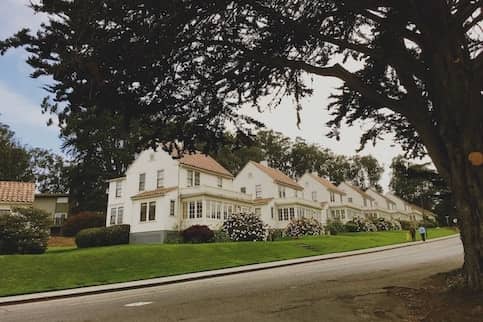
222, 213, 266, 241
285, 218, 323, 238
345, 216, 377, 232
391, 220, 402, 230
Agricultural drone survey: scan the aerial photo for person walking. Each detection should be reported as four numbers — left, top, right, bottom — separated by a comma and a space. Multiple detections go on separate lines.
418, 225, 427, 242
409, 226, 416, 241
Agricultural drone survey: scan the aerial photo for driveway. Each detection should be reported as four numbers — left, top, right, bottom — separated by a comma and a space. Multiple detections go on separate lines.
0, 237, 463, 322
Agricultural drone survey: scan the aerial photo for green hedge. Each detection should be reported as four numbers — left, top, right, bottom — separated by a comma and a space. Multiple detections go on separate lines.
75, 225, 130, 248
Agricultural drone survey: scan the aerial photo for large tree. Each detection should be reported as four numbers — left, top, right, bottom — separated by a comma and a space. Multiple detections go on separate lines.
0, 121, 33, 182
1, 0, 481, 289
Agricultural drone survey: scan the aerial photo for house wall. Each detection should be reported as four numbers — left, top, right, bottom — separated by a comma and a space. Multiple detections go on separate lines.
366, 189, 395, 211
337, 182, 373, 209
298, 174, 344, 205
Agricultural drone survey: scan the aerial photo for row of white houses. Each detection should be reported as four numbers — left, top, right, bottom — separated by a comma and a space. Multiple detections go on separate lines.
106, 147, 436, 243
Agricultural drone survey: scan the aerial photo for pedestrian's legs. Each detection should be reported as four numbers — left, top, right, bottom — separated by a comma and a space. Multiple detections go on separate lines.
421, 233, 426, 242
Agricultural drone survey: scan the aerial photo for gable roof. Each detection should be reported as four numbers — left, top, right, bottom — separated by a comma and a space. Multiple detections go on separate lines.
342, 182, 375, 200
308, 173, 346, 195
250, 161, 303, 190
0, 181, 35, 204
178, 152, 233, 178
367, 188, 396, 205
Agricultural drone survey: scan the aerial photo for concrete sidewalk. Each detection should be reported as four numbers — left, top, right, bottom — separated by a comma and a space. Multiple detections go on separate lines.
0, 234, 459, 306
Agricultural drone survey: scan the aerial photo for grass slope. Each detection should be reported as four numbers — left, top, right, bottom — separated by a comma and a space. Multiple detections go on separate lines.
0, 228, 457, 297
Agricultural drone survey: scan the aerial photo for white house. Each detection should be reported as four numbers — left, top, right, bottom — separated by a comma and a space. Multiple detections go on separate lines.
337, 182, 377, 221
233, 161, 323, 229
106, 148, 253, 243
365, 188, 397, 220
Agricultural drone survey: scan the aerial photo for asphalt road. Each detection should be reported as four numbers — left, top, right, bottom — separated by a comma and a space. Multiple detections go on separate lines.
0, 237, 463, 322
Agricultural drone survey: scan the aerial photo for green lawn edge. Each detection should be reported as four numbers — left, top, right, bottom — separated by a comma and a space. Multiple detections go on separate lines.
0, 228, 457, 297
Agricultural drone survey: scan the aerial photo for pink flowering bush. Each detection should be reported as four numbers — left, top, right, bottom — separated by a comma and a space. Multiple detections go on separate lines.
285, 217, 323, 238
222, 212, 267, 241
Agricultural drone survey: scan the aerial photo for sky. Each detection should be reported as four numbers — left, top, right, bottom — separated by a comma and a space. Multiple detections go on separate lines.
0, 0, 419, 191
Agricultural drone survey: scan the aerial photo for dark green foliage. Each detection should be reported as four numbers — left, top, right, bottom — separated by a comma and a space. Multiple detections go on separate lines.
326, 220, 346, 235
0, 121, 34, 182
181, 225, 214, 243
267, 229, 285, 241
75, 224, 130, 248
164, 231, 183, 244
213, 230, 230, 243
61, 212, 106, 237
399, 220, 412, 231
344, 221, 359, 233
0, 207, 50, 254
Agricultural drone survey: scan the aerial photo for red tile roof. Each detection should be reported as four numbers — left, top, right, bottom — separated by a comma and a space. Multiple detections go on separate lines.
178, 152, 233, 178
0, 181, 35, 204
309, 174, 346, 195
250, 161, 303, 190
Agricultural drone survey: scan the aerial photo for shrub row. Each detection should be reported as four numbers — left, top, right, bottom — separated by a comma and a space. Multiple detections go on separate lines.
62, 211, 106, 237
75, 224, 130, 248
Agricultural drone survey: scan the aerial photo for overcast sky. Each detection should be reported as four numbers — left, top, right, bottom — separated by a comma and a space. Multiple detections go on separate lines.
0, 0, 424, 191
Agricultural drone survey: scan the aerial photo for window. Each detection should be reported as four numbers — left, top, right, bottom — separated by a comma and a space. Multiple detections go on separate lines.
196, 201, 203, 218
140, 203, 147, 222
312, 191, 317, 201
157, 169, 164, 188
115, 181, 122, 198
340, 194, 343, 203
117, 207, 124, 224
216, 203, 221, 219
54, 213, 67, 226
227, 205, 233, 218
217, 176, 223, 188
330, 191, 335, 202
341, 209, 345, 220
278, 209, 283, 221
223, 204, 228, 220
278, 186, 286, 198
255, 208, 261, 216
289, 208, 295, 220
187, 170, 193, 187
149, 201, 156, 221
194, 172, 200, 186
283, 208, 289, 221
255, 185, 262, 198
170, 200, 176, 216
189, 201, 196, 219
138, 173, 146, 191
271, 207, 274, 219
348, 197, 353, 203
211, 201, 217, 219
240, 187, 246, 194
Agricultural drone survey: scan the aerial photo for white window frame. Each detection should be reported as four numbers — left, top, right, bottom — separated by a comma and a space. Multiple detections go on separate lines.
255, 184, 262, 198
110, 208, 117, 225
189, 201, 196, 219
139, 173, 146, 192
117, 207, 124, 224
148, 201, 156, 221
330, 191, 335, 202
196, 200, 203, 218
194, 171, 200, 186
217, 176, 223, 188
312, 191, 317, 202
187, 170, 193, 187
170, 200, 176, 216
140, 203, 147, 222
115, 181, 122, 198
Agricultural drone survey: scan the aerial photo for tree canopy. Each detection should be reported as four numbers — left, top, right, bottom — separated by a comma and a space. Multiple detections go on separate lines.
1, 0, 482, 289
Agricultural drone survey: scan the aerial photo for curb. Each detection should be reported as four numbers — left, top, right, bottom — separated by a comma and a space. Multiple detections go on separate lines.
0, 234, 459, 306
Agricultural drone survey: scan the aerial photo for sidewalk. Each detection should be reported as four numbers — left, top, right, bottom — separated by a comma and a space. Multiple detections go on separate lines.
0, 234, 459, 306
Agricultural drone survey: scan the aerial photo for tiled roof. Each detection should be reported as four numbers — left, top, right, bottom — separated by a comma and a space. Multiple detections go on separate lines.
250, 162, 303, 190
0, 181, 35, 204
178, 152, 233, 178
344, 182, 375, 200
309, 174, 346, 194
131, 187, 177, 200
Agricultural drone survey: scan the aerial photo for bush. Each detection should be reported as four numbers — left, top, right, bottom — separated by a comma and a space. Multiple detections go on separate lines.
399, 220, 412, 230
326, 220, 346, 235
343, 221, 359, 232
75, 224, 130, 248
213, 230, 230, 243
62, 211, 106, 237
0, 207, 50, 254
165, 231, 183, 244
223, 212, 267, 241
285, 218, 323, 238
181, 225, 214, 243
373, 218, 391, 231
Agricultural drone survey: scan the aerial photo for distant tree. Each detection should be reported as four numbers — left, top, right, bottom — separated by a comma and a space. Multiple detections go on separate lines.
29, 148, 69, 194
348, 155, 384, 191
0, 121, 33, 182
390, 155, 455, 225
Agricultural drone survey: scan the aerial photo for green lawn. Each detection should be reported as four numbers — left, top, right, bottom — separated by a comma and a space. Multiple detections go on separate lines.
0, 228, 457, 297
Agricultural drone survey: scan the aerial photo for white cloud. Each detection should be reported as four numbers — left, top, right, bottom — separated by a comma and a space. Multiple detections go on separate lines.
0, 0, 46, 40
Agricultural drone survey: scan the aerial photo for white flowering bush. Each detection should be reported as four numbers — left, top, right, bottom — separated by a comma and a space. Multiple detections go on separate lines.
347, 216, 378, 232
285, 218, 323, 238
222, 212, 267, 241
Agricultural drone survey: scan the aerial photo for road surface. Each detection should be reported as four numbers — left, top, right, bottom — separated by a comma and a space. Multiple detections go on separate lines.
0, 237, 463, 322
